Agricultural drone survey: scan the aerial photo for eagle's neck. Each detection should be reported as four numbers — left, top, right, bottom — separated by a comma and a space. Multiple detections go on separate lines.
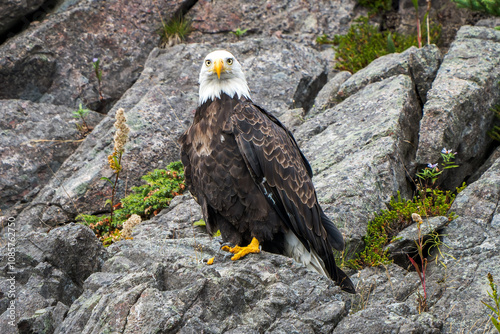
199, 75, 251, 105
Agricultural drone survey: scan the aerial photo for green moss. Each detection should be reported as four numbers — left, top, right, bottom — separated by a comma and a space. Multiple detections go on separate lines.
349, 184, 466, 268
75, 182, 89, 196
125, 111, 144, 131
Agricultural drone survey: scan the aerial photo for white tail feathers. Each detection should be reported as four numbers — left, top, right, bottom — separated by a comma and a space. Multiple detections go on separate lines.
283, 230, 329, 278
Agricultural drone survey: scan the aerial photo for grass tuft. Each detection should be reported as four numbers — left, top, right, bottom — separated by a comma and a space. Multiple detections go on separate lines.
159, 15, 192, 47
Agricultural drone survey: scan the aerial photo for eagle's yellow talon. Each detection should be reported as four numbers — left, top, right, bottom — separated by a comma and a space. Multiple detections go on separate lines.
207, 257, 215, 265
222, 237, 260, 261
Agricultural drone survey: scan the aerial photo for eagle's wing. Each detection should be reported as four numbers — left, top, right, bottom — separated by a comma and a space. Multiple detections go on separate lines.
230, 102, 354, 292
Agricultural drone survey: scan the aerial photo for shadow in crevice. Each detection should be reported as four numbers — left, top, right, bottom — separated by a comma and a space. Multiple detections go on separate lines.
0, 0, 64, 45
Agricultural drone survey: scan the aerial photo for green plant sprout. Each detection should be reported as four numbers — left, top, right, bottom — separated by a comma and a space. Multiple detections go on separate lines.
72, 103, 91, 136
159, 15, 192, 47
193, 219, 221, 237
387, 33, 396, 53
411, 0, 422, 48
483, 273, 500, 332
92, 58, 103, 101
231, 28, 248, 38
424, 229, 455, 268
416, 148, 459, 186
451, 0, 500, 16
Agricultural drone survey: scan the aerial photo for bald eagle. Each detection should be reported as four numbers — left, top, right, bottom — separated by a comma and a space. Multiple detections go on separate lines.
179, 50, 355, 293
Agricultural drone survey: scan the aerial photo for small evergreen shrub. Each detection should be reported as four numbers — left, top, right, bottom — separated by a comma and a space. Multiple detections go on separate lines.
115, 161, 185, 221
451, 0, 500, 16
77, 161, 186, 245
328, 17, 441, 73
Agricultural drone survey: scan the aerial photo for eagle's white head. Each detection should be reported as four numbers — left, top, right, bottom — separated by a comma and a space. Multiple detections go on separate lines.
198, 50, 251, 105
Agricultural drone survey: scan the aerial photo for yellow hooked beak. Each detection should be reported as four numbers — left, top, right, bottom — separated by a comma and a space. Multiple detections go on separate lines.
213, 58, 224, 79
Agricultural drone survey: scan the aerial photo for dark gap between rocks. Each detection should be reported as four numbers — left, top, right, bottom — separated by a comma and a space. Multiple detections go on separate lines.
391, 230, 445, 271
295, 70, 328, 114
0, 0, 62, 45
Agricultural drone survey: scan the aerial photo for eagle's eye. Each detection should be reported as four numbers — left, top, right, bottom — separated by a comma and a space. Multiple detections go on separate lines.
205, 59, 211, 67
227, 58, 233, 65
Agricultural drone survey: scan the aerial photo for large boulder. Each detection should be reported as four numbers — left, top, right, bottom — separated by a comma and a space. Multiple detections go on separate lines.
0, 0, 196, 110
297, 74, 421, 249
337, 44, 443, 104
55, 196, 349, 334
416, 26, 500, 189
186, 0, 361, 45
0, 100, 103, 211
0, 224, 108, 334
433, 154, 500, 332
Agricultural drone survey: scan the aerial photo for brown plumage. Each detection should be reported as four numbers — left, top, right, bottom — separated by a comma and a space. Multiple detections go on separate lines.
178, 50, 355, 293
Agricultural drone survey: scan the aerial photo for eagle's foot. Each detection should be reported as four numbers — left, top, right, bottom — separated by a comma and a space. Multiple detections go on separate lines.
221, 237, 260, 261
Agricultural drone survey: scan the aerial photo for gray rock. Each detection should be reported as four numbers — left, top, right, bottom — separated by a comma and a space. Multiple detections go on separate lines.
276, 107, 305, 132
185, 0, 360, 46
0, 0, 46, 36
56, 221, 348, 334
426, 154, 500, 333
0, 100, 103, 211
308, 71, 351, 118
14, 38, 329, 232
416, 26, 500, 189
134, 194, 205, 240
337, 45, 442, 103
0, 0, 195, 110
333, 264, 442, 333
468, 146, 500, 184
0, 223, 107, 334
334, 306, 443, 334
17, 302, 69, 334
298, 75, 421, 246
476, 18, 500, 29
